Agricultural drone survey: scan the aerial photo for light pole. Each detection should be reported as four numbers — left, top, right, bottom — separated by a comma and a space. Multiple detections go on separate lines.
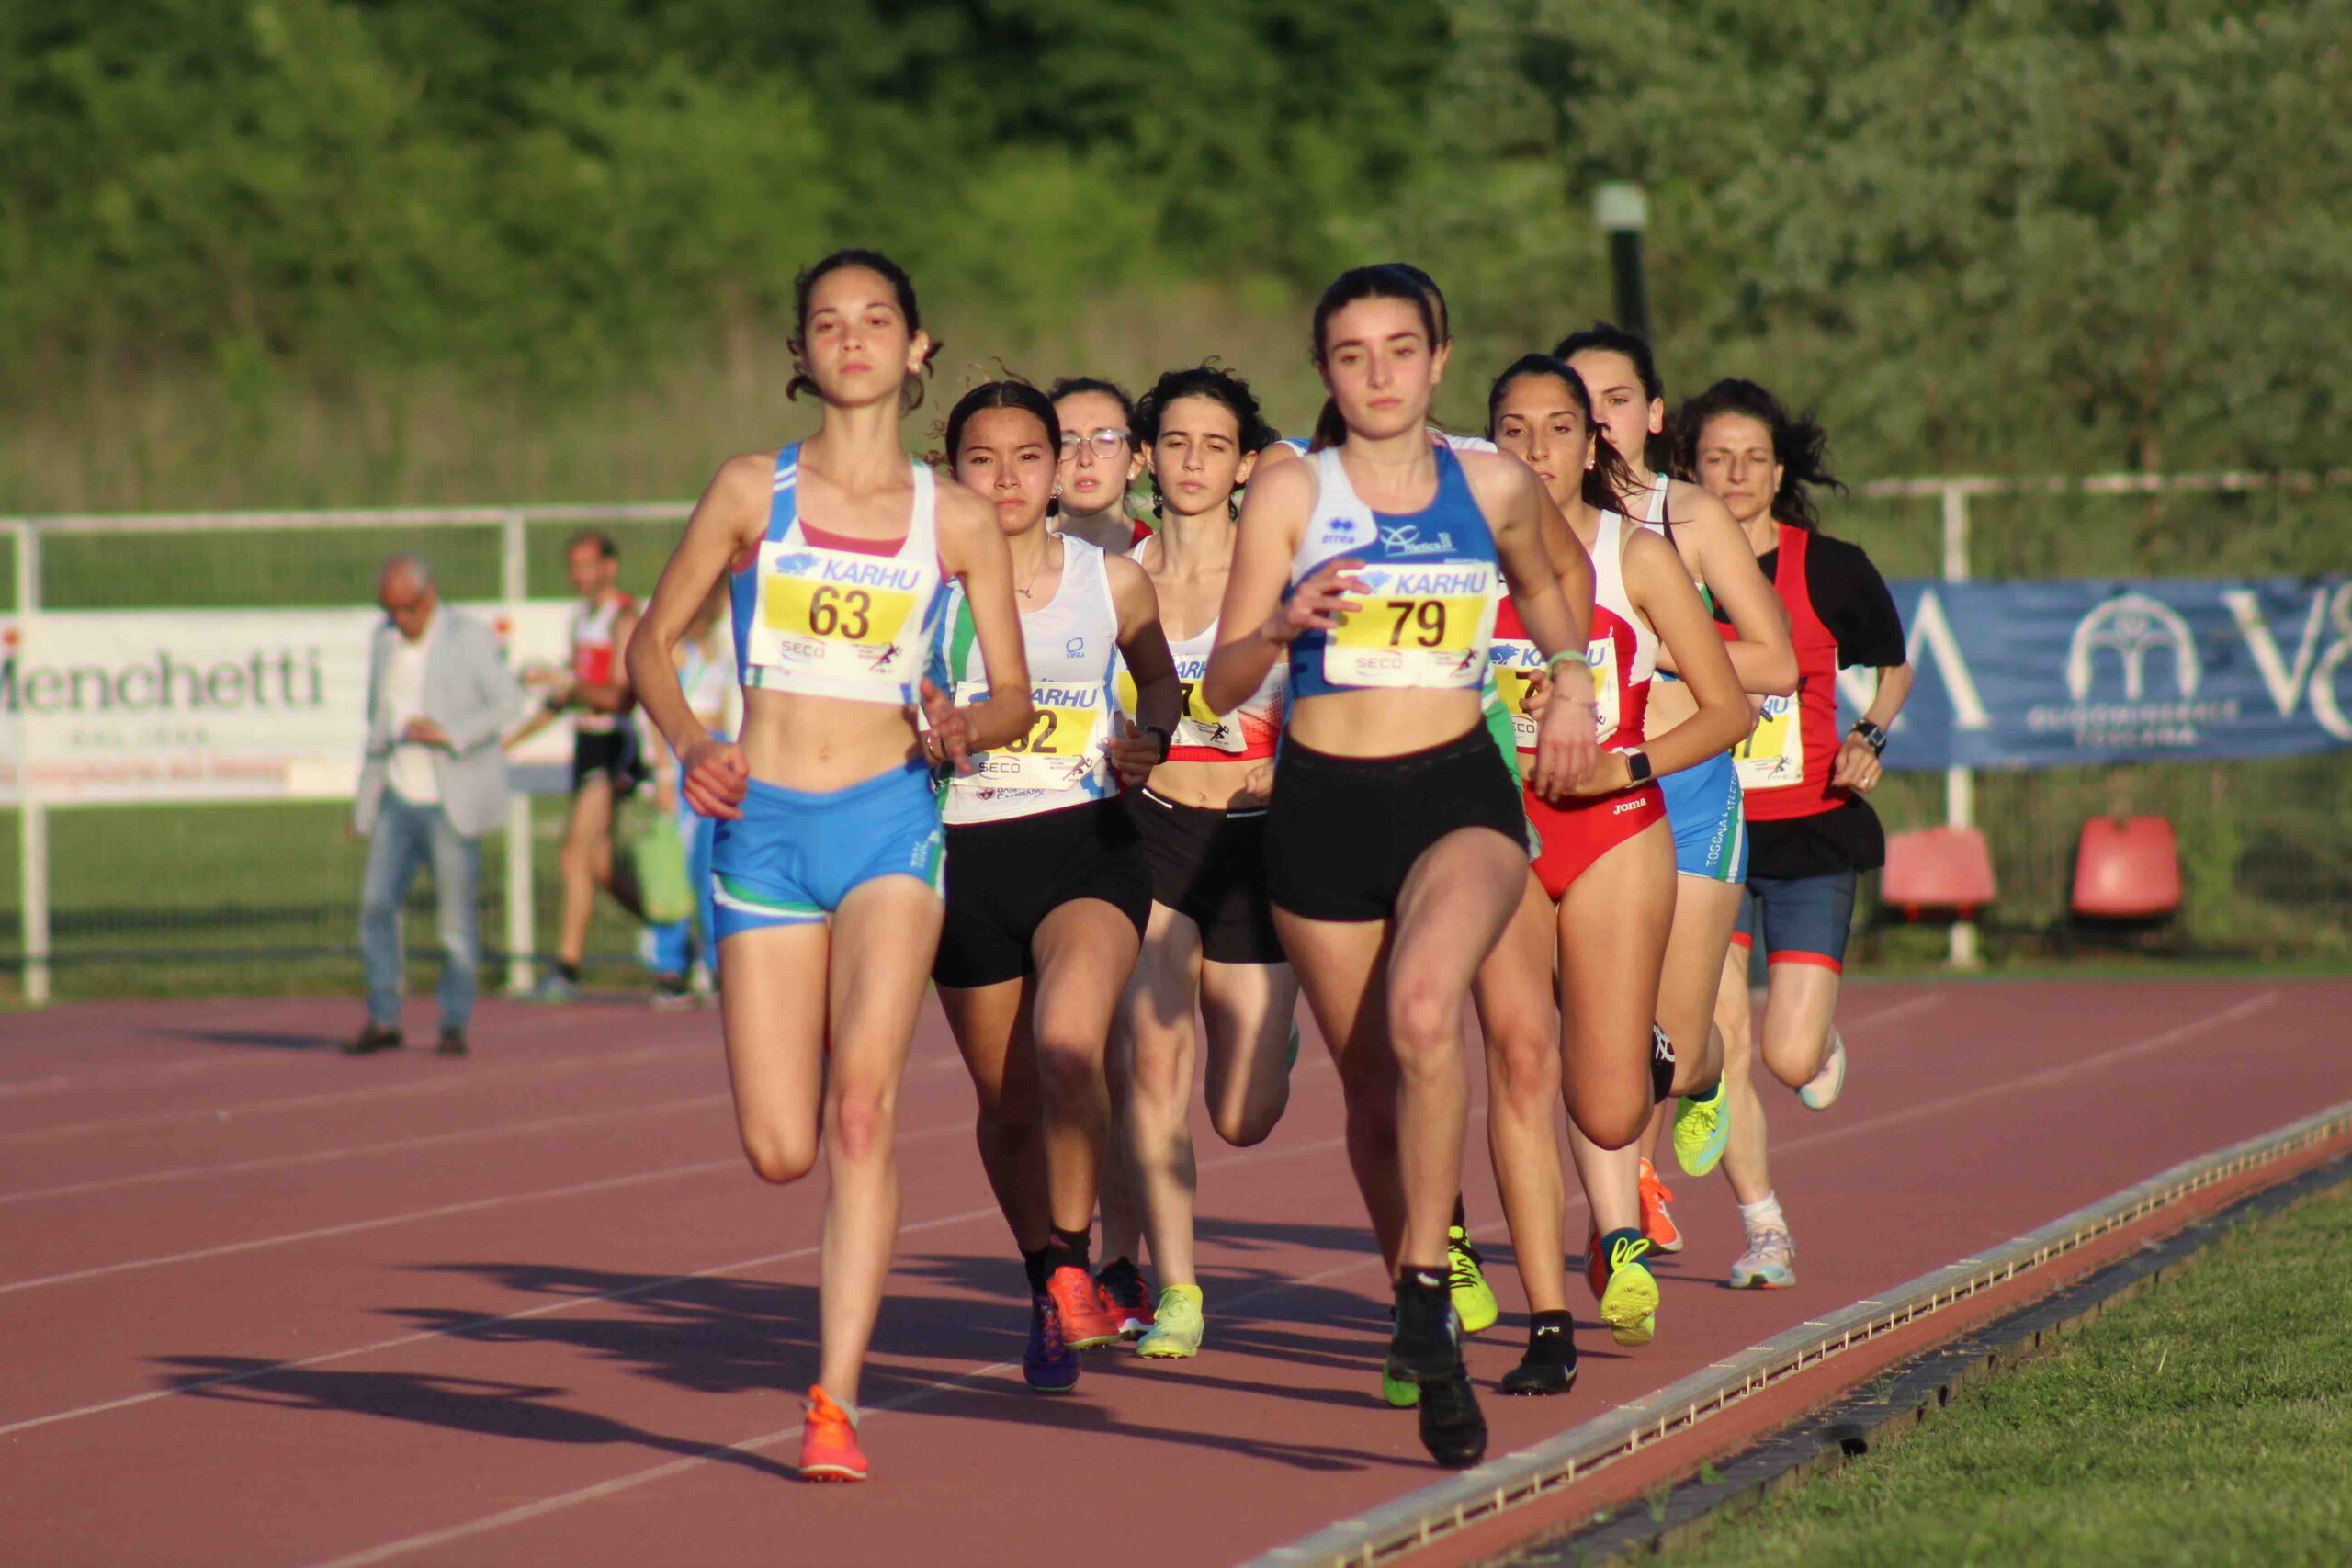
1594, 182, 1651, 342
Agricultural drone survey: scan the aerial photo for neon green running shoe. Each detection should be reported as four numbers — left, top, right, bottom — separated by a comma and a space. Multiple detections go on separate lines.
1598, 1233, 1659, 1348
1672, 1073, 1732, 1177
1381, 1365, 1421, 1407
1136, 1284, 1204, 1359
1447, 1225, 1499, 1336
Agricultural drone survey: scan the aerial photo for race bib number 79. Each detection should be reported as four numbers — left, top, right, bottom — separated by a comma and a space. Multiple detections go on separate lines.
1323, 564, 1495, 690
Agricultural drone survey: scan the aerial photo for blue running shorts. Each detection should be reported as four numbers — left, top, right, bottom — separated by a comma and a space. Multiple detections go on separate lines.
710, 761, 944, 940
1657, 750, 1747, 883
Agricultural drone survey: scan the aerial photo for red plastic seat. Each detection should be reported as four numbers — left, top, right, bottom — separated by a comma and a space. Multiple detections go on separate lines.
2071, 816, 2183, 920
1880, 828, 1997, 920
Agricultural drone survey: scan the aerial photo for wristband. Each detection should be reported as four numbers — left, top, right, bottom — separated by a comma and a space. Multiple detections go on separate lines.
1143, 724, 1173, 764
1544, 649, 1584, 678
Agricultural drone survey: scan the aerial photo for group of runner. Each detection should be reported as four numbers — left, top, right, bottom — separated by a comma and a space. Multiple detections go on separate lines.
620, 249, 1914, 1483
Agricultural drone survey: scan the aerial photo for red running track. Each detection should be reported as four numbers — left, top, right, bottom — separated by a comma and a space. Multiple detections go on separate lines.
0, 978, 2345, 1566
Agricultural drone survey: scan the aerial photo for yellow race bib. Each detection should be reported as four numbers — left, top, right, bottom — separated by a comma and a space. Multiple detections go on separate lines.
1587, 637, 1622, 746
744, 542, 922, 692
1734, 693, 1803, 790
1488, 637, 1544, 753
958, 679, 1108, 792
1323, 563, 1496, 690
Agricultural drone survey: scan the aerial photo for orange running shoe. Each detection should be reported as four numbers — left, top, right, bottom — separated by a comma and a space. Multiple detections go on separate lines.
1046, 1264, 1124, 1348
798, 1385, 867, 1483
1638, 1158, 1684, 1254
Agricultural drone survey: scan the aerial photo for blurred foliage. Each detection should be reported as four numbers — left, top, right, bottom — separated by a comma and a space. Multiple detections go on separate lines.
0, 0, 2346, 525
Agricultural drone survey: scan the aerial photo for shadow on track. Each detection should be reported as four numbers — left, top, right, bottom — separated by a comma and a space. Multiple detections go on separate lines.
151, 1357, 801, 1482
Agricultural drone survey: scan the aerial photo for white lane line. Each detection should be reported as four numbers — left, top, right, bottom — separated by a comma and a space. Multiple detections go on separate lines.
0, 1041, 715, 1146
0, 1094, 738, 1208
286, 995, 2285, 1565
1770, 990, 2279, 1161
0, 1084, 1354, 1441
293, 1116, 1509, 1568
0, 1160, 743, 1297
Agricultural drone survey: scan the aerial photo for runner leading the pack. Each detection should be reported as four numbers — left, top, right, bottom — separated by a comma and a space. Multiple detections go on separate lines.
1677, 378, 1912, 1292
1478, 355, 1749, 1378
1097, 365, 1294, 1362
1555, 323, 1797, 1283
930, 380, 1182, 1395
1260, 265, 1540, 1345
1204, 264, 1600, 1469
625, 250, 1035, 1484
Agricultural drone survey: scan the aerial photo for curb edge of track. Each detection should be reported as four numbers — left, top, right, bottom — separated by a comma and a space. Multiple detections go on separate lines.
1483, 1142, 2352, 1565
1243, 1099, 2352, 1568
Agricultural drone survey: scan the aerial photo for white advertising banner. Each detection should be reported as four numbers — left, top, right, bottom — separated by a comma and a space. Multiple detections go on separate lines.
0, 601, 583, 807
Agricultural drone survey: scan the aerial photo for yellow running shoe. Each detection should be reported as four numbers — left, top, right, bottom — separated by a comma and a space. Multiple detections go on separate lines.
1672, 1074, 1731, 1177
1136, 1284, 1204, 1359
1597, 1232, 1659, 1348
1447, 1225, 1499, 1336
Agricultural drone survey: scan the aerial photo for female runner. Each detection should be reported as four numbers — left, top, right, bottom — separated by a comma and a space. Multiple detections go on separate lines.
1678, 378, 1911, 1291
1098, 365, 1294, 1361
1261, 265, 1522, 1351
931, 380, 1182, 1393
1555, 323, 1795, 1280
1049, 377, 1153, 552
626, 251, 1033, 1484
1204, 265, 1599, 1469
1477, 355, 1748, 1382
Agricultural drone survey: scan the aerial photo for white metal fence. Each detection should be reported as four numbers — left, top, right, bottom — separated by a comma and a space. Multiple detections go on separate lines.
5, 468, 2346, 1003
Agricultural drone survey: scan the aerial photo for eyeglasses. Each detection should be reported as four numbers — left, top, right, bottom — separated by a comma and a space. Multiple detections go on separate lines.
1058, 429, 1131, 461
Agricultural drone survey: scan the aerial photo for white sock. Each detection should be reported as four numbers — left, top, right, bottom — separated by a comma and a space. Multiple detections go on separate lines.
1737, 1192, 1786, 1237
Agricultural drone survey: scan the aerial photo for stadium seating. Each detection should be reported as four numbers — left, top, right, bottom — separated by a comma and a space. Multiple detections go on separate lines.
1880, 827, 1998, 921
2070, 816, 2184, 920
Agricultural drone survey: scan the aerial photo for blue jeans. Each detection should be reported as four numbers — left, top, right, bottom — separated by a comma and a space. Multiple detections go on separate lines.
360, 792, 481, 1032
649, 801, 718, 975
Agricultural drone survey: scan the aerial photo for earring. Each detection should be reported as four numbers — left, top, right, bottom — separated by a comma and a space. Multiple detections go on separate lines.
1227, 496, 1240, 520
1151, 490, 1166, 522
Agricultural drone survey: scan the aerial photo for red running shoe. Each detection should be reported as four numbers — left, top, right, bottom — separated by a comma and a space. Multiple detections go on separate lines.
1046, 1264, 1124, 1348
1095, 1257, 1156, 1339
798, 1385, 867, 1483
1638, 1158, 1685, 1254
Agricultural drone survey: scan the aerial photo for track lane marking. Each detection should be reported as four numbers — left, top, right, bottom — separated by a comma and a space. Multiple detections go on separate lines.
0, 1094, 738, 1208
279, 993, 2285, 1564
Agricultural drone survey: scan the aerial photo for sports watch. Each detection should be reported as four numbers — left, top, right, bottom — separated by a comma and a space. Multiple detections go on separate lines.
1623, 749, 1655, 785
1849, 720, 1889, 757
1143, 724, 1173, 764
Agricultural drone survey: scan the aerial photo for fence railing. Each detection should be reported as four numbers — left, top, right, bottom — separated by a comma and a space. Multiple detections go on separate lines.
6, 468, 2349, 1003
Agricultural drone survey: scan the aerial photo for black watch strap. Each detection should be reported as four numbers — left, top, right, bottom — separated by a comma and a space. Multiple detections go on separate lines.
1850, 720, 1888, 756
1145, 724, 1173, 764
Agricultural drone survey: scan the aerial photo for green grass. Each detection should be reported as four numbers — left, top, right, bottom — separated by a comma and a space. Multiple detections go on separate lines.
0, 799, 661, 1005
1663, 1180, 2352, 1567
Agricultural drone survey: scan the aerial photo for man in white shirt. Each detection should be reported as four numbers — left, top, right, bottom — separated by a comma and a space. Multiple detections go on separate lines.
350, 554, 528, 1056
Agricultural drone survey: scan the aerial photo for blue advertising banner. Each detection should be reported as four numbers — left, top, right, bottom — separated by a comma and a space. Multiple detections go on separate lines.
1844, 578, 2352, 771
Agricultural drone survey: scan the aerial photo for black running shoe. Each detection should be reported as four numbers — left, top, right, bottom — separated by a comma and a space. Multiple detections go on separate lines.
1499, 1319, 1578, 1396
1418, 1363, 1487, 1467
1386, 1270, 1459, 1382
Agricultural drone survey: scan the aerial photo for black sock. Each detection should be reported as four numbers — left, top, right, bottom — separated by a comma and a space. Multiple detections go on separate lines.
1039, 1226, 1091, 1281
1524, 1309, 1576, 1359
1022, 1247, 1051, 1295
558, 960, 582, 984
1686, 1073, 1722, 1102
1451, 1196, 1468, 1232
1649, 1024, 1677, 1103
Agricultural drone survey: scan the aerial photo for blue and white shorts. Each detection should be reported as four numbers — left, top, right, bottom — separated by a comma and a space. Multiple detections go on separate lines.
710, 761, 944, 940
1657, 750, 1747, 884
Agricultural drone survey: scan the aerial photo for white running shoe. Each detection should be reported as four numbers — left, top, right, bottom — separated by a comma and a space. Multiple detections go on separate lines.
1798, 1029, 1847, 1111
1729, 1226, 1797, 1289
